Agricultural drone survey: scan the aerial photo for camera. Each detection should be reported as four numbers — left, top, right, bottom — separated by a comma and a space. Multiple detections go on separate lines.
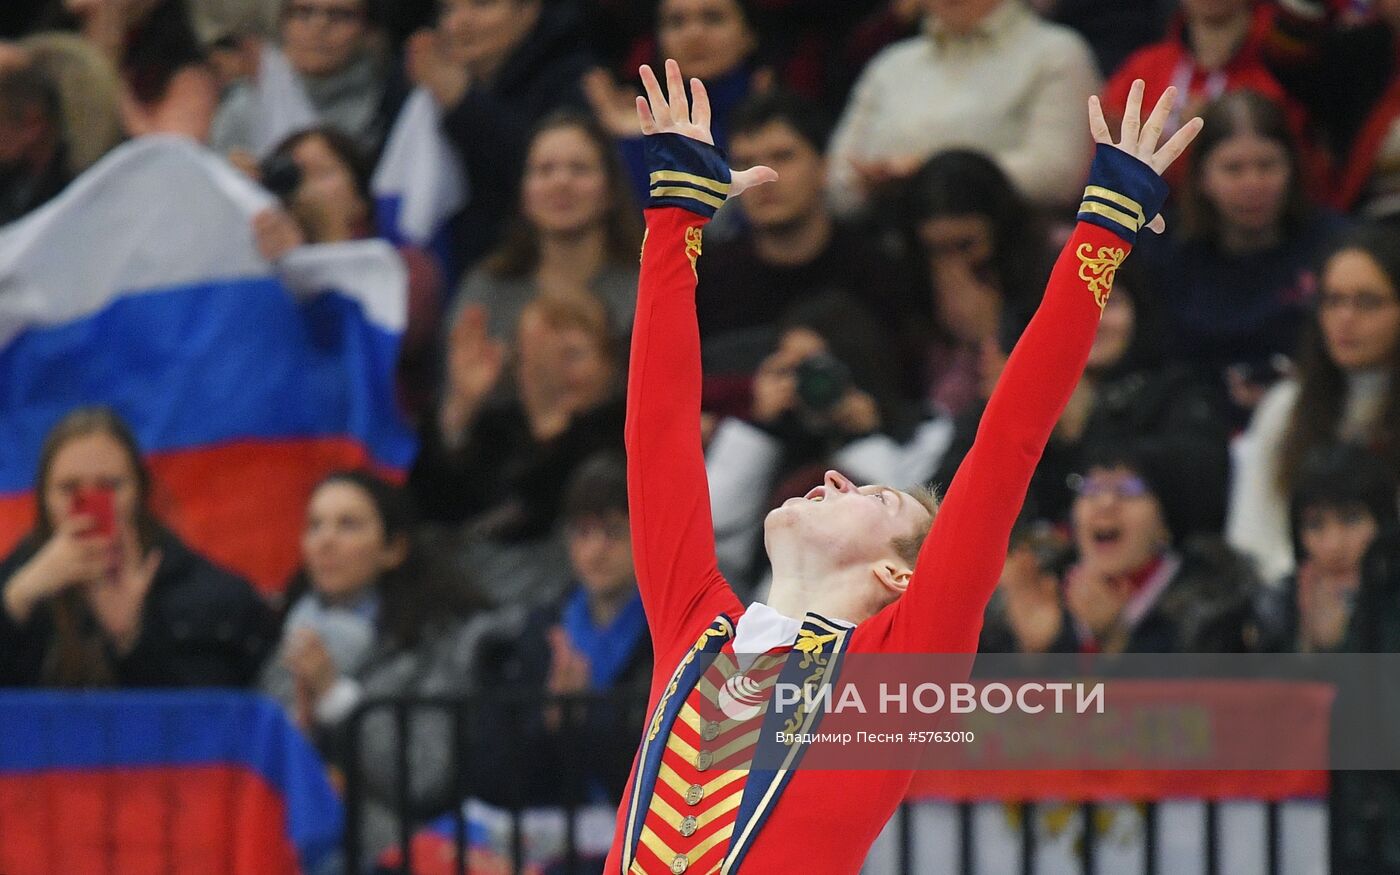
795, 353, 852, 412
260, 153, 303, 203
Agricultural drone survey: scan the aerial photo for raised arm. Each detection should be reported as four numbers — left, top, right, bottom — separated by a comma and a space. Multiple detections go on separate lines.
886, 82, 1202, 653
625, 61, 776, 647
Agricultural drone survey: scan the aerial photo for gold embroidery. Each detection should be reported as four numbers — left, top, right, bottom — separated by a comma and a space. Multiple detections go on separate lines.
684, 226, 704, 276
794, 630, 837, 669
648, 626, 726, 741
1076, 243, 1127, 311
639, 228, 648, 264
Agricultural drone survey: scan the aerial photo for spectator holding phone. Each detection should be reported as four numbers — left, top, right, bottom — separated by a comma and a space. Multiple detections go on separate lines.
250, 125, 443, 420
0, 407, 273, 688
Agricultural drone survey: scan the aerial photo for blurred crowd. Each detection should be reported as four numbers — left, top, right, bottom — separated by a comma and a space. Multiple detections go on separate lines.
2, 0, 1400, 869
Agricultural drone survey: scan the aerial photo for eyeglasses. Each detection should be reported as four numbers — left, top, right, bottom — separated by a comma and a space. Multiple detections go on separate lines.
1067, 473, 1151, 500
1318, 291, 1398, 314
285, 3, 363, 25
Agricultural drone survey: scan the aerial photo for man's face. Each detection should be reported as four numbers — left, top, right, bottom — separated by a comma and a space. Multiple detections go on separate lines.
765, 470, 931, 570
729, 120, 827, 232
281, 0, 367, 77
567, 511, 636, 599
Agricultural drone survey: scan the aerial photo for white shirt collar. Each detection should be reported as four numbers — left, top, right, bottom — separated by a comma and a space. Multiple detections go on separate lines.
732, 602, 855, 670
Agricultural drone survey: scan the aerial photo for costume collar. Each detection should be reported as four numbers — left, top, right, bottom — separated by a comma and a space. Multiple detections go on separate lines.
732, 602, 854, 666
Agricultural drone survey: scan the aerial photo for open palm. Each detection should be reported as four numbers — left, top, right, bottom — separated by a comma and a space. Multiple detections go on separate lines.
635, 59, 777, 199
1089, 79, 1203, 234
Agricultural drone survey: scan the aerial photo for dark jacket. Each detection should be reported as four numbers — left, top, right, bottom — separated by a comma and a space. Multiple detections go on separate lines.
0, 527, 273, 688
440, 2, 592, 275
1331, 528, 1400, 873
409, 391, 626, 542
934, 362, 1230, 529
1121, 540, 1256, 653
474, 591, 652, 808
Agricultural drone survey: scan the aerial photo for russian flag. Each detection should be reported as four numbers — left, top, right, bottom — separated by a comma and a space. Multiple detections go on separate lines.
0, 691, 342, 874
371, 89, 467, 268
0, 136, 417, 593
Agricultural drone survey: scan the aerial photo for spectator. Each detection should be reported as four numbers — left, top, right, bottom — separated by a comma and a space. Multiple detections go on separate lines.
250, 125, 443, 421
1103, 0, 1304, 189
978, 519, 1077, 653
19, 32, 124, 174
0, 60, 70, 225
1062, 442, 1255, 653
901, 149, 1053, 418
185, 0, 282, 46
210, 0, 397, 160
1329, 482, 1400, 874
1248, 443, 1396, 652
477, 453, 650, 810
826, 0, 1099, 215
406, 0, 592, 272
934, 261, 1232, 527
1266, 0, 1400, 217
451, 110, 642, 343
0, 407, 273, 687
42, 0, 219, 140
693, 90, 921, 396
260, 469, 500, 862
584, 0, 767, 204
1030, 0, 1172, 75
410, 293, 625, 604
1144, 89, 1343, 418
1227, 225, 1400, 583
705, 294, 954, 592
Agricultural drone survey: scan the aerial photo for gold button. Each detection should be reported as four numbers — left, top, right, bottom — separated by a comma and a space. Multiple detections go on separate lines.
701, 721, 721, 741
695, 750, 713, 770
671, 853, 689, 873
680, 815, 698, 837
685, 784, 704, 805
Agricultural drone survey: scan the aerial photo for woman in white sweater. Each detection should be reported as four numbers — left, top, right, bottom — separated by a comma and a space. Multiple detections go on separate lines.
1227, 226, 1400, 583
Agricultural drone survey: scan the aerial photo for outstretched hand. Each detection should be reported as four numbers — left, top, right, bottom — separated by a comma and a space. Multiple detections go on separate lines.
636, 59, 777, 199
1088, 79, 1203, 234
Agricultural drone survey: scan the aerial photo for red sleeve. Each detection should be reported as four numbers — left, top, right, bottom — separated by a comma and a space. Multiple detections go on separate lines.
626, 207, 737, 651
871, 221, 1133, 653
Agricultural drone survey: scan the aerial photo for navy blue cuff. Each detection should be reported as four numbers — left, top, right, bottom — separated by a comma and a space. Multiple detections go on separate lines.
643, 133, 732, 218
1077, 144, 1169, 245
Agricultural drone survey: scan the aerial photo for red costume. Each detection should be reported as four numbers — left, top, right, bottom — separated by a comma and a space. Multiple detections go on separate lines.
606, 134, 1165, 874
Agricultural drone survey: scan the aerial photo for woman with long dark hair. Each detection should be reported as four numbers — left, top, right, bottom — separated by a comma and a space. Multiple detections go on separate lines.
451, 109, 642, 343
260, 469, 501, 861
901, 148, 1051, 418
1148, 89, 1343, 416
0, 407, 272, 687
1228, 225, 1400, 582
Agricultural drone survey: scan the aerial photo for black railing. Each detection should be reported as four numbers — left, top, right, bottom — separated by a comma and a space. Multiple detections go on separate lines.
342, 693, 1306, 875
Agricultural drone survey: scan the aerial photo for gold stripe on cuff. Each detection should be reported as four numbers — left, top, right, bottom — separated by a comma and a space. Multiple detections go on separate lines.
1082, 186, 1145, 223
649, 170, 731, 197
650, 185, 727, 209
1079, 201, 1142, 232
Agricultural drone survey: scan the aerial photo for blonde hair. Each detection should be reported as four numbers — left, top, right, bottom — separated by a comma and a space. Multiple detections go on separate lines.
891, 485, 940, 569
20, 32, 124, 174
